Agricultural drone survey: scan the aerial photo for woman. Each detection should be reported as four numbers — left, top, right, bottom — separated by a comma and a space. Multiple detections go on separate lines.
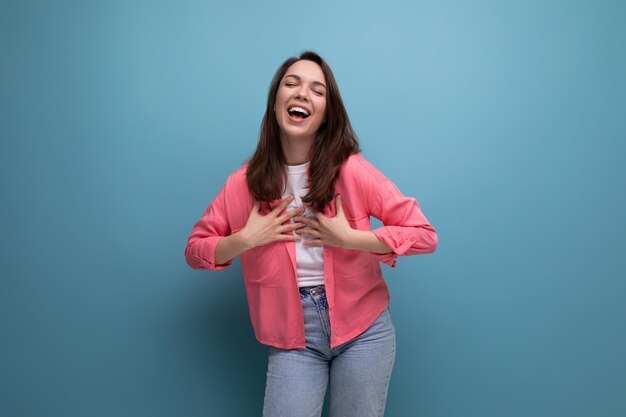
185, 50, 437, 417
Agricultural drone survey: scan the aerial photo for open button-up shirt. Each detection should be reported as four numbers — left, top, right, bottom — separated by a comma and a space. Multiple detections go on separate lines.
185, 153, 438, 349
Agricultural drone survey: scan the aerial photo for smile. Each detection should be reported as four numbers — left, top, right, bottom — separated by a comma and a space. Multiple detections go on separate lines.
287, 105, 311, 122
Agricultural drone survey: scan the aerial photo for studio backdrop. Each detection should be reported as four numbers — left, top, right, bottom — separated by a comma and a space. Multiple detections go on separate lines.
1, 1, 624, 416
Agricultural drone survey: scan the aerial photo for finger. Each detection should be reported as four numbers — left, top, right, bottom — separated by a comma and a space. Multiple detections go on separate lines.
312, 210, 327, 221
271, 195, 295, 216
303, 239, 324, 247
277, 222, 305, 233
275, 233, 302, 241
297, 231, 323, 241
278, 205, 305, 223
294, 216, 320, 229
335, 194, 343, 216
296, 227, 321, 236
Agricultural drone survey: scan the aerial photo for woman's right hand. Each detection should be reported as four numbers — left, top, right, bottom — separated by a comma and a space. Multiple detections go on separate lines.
239, 195, 306, 249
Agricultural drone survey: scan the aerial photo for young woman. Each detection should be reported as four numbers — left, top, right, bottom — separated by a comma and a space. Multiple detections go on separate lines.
185, 50, 437, 417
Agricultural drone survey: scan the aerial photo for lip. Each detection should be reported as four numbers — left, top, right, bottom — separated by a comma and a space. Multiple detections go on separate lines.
287, 112, 308, 124
287, 102, 312, 116
285, 102, 312, 124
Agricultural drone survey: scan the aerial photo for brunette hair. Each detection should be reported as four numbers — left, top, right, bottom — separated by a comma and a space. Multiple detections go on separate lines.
245, 50, 361, 212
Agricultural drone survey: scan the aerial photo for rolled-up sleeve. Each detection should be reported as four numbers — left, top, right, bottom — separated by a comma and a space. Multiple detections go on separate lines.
184, 181, 233, 271
365, 167, 438, 268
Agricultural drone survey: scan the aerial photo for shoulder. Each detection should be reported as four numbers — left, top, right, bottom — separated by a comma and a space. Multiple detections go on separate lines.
230, 161, 249, 180
342, 152, 388, 185
219, 161, 250, 192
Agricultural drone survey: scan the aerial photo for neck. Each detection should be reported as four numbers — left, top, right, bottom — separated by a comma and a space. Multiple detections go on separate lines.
280, 134, 314, 165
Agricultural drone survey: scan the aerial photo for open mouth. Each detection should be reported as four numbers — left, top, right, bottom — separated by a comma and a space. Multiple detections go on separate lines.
287, 106, 311, 121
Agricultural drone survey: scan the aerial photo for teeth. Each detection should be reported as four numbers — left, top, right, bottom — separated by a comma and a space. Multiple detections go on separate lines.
288, 106, 310, 116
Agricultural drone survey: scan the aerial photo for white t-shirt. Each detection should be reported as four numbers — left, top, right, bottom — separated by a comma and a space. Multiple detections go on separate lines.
283, 161, 325, 287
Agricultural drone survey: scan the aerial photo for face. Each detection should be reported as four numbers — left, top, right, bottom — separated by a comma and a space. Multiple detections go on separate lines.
274, 59, 327, 144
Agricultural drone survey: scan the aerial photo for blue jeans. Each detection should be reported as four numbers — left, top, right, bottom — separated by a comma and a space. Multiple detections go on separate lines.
262, 285, 396, 417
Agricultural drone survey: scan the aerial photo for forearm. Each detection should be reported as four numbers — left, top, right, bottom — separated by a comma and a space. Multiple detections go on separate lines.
215, 230, 254, 266
346, 229, 394, 254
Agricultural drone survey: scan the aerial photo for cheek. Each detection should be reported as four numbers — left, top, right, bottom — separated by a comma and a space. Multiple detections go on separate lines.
274, 95, 286, 121
319, 99, 326, 115
274, 91, 286, 110
273, 111, 283, 131
317, 104, 327, 122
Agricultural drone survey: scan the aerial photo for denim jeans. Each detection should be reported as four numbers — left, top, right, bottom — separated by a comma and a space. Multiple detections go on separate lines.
262, 285, 396, 417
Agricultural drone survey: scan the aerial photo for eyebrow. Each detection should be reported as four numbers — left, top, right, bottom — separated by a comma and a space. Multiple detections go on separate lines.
284, 74, 327, 90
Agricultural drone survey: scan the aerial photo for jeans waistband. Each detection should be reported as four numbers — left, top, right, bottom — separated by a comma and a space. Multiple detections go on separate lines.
299, 284, 326, 297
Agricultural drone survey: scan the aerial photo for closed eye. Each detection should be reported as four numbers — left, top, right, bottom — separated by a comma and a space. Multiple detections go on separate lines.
285, 81, 324, 96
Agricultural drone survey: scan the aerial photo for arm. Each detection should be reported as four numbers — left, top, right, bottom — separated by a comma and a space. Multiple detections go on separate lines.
214, 231, 254, 266
347, 229, 394, 254
184, 180, 237, 271
364, 165, 438, 268
295, 187, 435, 265
185, 180, 304, 270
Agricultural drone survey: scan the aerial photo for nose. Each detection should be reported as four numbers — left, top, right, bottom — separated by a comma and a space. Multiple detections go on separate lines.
295, 85, 309, 101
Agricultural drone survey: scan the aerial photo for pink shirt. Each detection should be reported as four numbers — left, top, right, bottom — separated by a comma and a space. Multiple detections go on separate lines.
184, 153, 438, 349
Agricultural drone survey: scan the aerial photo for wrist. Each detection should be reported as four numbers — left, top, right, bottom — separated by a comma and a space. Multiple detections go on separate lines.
233, 228, 256, 252
344, 229, 364, 250
346, 229, 393, 254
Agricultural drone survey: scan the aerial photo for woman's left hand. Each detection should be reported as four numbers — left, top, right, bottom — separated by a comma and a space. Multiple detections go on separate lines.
294, 194, 356, 248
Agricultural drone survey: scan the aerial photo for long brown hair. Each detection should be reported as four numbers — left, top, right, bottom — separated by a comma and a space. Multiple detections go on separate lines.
246, 50, 361, 212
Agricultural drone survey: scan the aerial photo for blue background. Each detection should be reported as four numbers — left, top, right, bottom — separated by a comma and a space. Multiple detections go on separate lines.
2, 1, 625, 416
